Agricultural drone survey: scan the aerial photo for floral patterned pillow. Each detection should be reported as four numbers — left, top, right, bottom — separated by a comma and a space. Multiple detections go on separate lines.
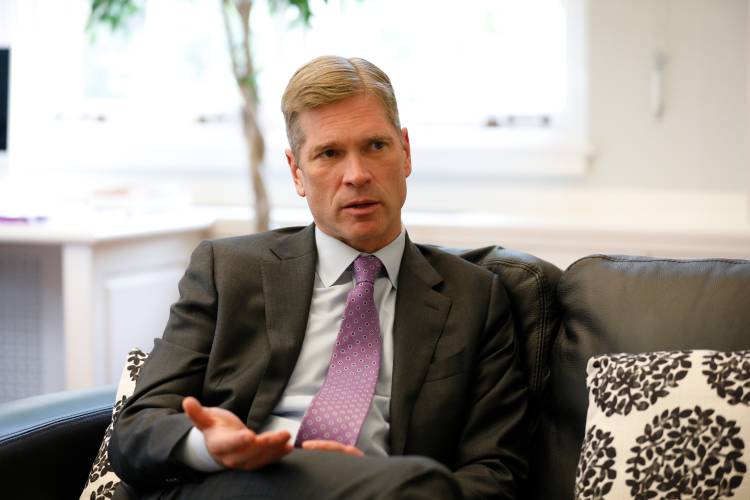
575, 350, 749, 500
80, 348, 148, 500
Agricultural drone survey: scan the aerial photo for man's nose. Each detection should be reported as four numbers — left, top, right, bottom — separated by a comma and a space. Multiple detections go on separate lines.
342, 154, 371, 186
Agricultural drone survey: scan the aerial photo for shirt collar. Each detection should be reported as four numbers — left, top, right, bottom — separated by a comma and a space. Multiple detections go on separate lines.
314, 226, 406, 289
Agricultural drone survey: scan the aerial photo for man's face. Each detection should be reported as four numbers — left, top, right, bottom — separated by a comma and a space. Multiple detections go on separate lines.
286, 94, 411, 253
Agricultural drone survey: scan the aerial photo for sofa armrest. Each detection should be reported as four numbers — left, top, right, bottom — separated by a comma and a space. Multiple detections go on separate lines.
0, 385, 116, 499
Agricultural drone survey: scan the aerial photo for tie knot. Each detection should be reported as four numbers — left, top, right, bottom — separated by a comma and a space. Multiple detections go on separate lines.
353, 255, 382, 284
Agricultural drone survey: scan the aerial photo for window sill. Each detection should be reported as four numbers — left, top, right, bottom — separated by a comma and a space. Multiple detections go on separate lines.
406, 126, 593, 178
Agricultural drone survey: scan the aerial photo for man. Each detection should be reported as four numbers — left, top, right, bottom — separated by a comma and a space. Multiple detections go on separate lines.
109, 55, 528, 499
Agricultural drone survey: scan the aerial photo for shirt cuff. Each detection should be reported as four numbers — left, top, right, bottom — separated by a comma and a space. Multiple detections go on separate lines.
174, 426, 225, 473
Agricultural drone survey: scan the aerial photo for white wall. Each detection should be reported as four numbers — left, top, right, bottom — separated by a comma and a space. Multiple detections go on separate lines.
585, 0, 749, 192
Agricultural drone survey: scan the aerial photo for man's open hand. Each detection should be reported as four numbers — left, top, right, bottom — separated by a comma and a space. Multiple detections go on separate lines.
182, 396, 293, 470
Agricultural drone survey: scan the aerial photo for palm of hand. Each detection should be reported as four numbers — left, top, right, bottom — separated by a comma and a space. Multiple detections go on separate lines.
182, 397, 293, 470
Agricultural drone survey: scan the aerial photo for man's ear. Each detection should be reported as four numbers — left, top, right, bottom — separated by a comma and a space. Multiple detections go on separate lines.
401, 127, 412, 178
286, 148, 306, 197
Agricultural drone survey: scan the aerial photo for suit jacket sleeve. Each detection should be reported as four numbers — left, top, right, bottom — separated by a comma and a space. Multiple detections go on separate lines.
109, 240, 219, 490
452, 275, 529, 499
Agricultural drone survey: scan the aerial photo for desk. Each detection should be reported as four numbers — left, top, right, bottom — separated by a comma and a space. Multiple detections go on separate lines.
0, 209, 213, 400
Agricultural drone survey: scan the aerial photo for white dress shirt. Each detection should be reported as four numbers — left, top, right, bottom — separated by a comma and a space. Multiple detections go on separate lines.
177, 227, 405, 472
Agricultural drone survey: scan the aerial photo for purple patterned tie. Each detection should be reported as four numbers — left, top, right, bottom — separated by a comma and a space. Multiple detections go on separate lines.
296, 254, 383, 447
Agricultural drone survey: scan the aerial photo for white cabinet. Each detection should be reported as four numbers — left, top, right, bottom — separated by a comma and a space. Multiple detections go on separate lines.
0, 212, 211, 400
105, 267, 185, 383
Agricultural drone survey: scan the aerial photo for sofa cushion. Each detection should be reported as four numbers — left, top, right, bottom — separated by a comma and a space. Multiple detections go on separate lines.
454, 246, 563, 398
575, 349, 749, 499
535, 255, 750, 500
0, 385, 115, 499
80, 348, 148, 500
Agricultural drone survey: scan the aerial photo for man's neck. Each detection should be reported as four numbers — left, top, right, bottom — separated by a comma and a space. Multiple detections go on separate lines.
314, 226, 406, 289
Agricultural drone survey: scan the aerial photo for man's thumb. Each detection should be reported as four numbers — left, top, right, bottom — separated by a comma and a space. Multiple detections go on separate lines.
182, 396, 212, 430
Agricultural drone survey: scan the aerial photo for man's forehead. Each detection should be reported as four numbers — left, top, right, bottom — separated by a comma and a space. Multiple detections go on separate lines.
301, 94, 387, 122
297, 95, 397, 147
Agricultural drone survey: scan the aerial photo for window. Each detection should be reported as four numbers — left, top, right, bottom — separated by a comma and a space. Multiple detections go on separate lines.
253, 0, 589, 178
8, 0, 588, 206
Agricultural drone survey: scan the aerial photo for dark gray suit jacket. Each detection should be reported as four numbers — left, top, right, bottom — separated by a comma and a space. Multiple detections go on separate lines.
109, 225, 528, 499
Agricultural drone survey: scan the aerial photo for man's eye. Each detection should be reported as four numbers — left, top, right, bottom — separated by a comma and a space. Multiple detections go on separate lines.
372, 141, 385, 150
321, 149, 336, 158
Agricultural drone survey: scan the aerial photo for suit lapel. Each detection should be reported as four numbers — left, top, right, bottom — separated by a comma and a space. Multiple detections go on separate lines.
246, 225, 317, 429
389, 239, 451, 455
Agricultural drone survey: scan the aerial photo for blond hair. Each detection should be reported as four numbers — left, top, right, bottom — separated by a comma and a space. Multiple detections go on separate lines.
281, 55, 402, 157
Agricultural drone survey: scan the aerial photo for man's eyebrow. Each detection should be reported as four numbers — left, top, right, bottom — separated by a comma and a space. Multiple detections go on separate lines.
367, 134, 393, 143
308, 141, 340, 158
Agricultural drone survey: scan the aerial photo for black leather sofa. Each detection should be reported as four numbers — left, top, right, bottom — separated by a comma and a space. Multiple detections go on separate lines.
1, 249, 748, 499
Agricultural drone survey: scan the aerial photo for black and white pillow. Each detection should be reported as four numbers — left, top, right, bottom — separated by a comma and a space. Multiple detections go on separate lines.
80, 348, 148, 500
575, 350, 749, 499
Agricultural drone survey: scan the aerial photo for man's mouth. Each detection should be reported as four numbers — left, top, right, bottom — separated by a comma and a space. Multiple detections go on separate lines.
344, 200, 377, 209
342, 200, 379, 214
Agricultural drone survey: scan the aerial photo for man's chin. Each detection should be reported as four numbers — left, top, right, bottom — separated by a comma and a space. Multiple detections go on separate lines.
342, 226, 403, 253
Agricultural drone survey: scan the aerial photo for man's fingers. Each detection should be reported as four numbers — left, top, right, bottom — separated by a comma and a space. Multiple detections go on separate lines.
232, 430, 290, 468
255, 430, 291, 446
182, 397, 213, 431
221, 434, 293, 470
209, 428, 255, 455
235, 441, 294, 470
301, 440, 364, 457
